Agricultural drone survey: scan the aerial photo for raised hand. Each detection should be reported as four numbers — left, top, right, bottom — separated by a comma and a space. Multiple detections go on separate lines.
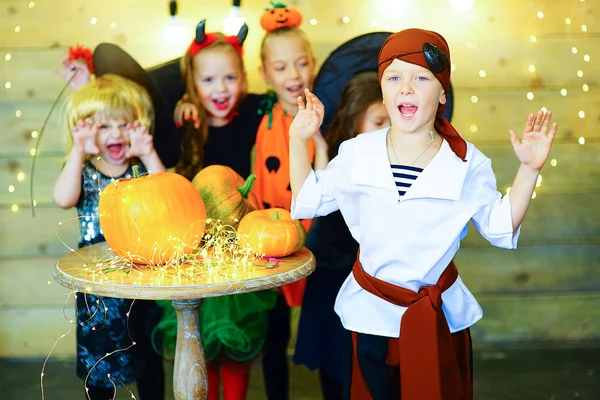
55, 56, 91, 91
289, 89, 325, 141
71, 118, 100, 156
174, 100, 200, 129
125, 121, 155, 159
510, 110, 557, 171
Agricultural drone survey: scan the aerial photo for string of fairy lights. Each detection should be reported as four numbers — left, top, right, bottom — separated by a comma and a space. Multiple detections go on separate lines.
502, 0, 593, 199
0, 1, 596, 397
1, 0, 597, 212
37, 215, 282, 399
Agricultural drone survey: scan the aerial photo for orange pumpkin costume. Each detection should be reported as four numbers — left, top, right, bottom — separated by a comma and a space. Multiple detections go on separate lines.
253, 95, 315, 306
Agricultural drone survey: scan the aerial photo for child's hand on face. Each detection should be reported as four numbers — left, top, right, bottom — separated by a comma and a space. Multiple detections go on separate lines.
55, 57, 91, 91
174, 100, 200, 129
290, 89, 324, 141
126, 121, 155, 159
510, 110, 557, 171
71, 119, 100, 156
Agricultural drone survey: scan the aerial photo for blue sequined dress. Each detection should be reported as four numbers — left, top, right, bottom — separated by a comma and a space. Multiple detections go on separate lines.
75, 162, 164, 389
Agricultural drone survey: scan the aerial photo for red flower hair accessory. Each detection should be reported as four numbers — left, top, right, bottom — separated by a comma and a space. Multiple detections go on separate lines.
188, 19, 248, 57
67, 45, 94, 74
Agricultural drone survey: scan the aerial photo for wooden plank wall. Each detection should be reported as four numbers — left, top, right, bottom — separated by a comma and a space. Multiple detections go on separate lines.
1, 5, 600, 357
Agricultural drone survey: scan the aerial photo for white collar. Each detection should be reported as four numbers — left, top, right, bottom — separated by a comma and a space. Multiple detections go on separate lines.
350, 128, 470, 201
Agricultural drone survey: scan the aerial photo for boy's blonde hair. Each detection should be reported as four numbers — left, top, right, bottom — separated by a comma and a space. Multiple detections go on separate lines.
177, 35, 248, 180
64, 74, 154, 153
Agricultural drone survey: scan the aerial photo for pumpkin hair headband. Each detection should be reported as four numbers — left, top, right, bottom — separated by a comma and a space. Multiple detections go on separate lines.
188, 19, 248, 57
260, 1, 303, 32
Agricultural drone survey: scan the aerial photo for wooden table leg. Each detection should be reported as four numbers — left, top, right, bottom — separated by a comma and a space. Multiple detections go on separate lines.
171, 299, 207, 400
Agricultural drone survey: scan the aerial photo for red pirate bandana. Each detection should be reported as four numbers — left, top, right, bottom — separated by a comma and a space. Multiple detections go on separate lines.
378, 29, 467, 161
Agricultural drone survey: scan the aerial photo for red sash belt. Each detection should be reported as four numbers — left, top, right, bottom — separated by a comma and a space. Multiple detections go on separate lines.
351, 254, 466, 399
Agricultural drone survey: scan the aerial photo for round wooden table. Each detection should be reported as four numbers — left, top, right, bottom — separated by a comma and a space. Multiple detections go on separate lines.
54, 242, 315, 400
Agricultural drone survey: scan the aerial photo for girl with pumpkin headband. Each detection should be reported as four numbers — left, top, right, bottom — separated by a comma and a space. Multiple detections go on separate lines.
254, 2, 327, 222
159, 19, 278, 400
289, 28, 558, 399
252, 3, 329, 399
52, 46, 169, 400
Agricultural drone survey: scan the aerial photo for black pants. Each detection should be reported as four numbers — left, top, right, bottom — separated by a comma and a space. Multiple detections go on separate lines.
319, 369, 343, 400
341, 329, 473, 400
261, 293, 291, 400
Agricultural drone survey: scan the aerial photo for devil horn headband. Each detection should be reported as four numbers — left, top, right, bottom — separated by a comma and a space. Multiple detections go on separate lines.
189, 19, 247, 56
195, 19, 207, 45
194, 19, 248, 46
237, 23, 249, 45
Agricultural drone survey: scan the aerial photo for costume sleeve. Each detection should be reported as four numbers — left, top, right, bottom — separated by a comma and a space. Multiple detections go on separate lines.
145, 58, 183, 168
153, 120, 181, 169
241, 93, 269, 133
469, 157, 520, 249
290, 140, 351, 220
252, 116, 267, 209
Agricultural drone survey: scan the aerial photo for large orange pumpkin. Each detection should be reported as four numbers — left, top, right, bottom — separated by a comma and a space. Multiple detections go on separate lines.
99, 166, 206, 265
192, 165, 260, 229
260, 2, 303, 32
237, 208, 306, 258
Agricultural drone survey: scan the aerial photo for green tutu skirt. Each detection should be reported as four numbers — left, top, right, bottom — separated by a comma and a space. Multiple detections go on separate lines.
154, 290, 278, 363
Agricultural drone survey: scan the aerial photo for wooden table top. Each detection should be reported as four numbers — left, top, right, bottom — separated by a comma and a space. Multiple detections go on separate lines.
54, 242, 315, 300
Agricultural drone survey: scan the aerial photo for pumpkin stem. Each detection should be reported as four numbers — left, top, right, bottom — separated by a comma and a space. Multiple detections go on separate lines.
238, 174, 256, 198
272, 210, 280, 220
132, 165, 141, 179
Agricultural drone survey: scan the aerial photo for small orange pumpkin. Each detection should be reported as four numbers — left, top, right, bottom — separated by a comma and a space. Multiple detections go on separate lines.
237, 208, 306, 258
192, 165, 260, 228
99, 166, 206, 265
260, 2, 303, 32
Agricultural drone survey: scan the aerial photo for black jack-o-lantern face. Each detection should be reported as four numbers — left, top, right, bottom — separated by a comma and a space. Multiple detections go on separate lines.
265, 156, 281, 173
272, 8, 289, 25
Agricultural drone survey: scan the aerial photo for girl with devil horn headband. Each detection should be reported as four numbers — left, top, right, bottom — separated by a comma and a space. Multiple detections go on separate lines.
161, 19, 278, 400
289, 28, 558, 399
173, 19, 261, 181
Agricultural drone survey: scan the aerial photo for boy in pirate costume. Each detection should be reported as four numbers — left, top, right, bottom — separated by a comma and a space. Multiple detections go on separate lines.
289, 28, 558, 399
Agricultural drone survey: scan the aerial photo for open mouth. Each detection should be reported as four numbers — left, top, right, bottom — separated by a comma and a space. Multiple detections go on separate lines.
276, 18, 288, 24
286, 84, 304, 96
398, 103, 418, 119
106, 144, 126, 161
212, 97, 231, 111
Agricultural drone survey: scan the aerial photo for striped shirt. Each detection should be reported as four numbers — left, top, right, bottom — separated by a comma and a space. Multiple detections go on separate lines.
391, 164, 423, 197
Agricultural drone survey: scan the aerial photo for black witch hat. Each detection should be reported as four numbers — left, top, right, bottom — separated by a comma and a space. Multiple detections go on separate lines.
92, 43, 181, 168
313, 32, 455, 137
